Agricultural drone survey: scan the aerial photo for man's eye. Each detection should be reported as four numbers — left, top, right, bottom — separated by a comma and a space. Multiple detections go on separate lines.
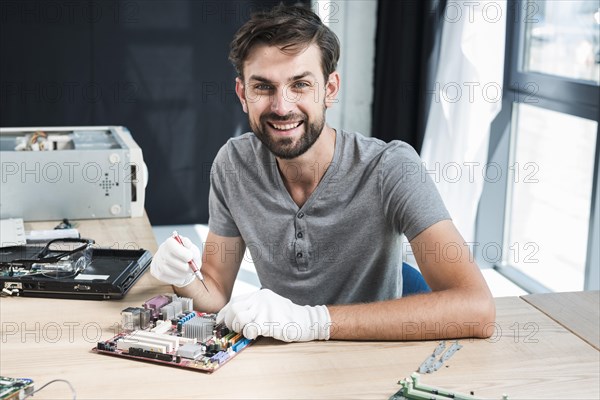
293, 82, 310, 89
255, 84, 273, 91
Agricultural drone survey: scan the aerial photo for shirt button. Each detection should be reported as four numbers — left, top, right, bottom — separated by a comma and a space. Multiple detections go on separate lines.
297, 212, 304, 219
297, 232, 303, 239
296, 252, 303, 258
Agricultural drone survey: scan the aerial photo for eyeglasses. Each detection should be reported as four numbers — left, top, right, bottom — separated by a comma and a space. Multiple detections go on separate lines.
1, 238, 95, 279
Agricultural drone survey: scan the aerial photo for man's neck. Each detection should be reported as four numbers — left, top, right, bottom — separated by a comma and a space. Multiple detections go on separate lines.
276, 126, 336, 207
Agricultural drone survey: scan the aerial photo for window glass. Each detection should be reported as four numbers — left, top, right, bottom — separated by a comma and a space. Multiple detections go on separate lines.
506, 103, 597, 291
522, 0, 600, 84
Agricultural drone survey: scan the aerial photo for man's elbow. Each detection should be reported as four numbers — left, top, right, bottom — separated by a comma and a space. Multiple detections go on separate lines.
470, 291, 496, 338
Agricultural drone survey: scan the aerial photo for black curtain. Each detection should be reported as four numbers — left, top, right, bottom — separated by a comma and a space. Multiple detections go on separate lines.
371, 0, 446, 153
0, 0, 306, 225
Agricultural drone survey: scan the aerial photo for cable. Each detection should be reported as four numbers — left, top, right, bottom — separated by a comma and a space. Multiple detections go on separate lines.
23, 379, 76, 400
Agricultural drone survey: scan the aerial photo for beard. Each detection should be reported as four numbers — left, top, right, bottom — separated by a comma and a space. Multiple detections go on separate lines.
249, 108, 326, 160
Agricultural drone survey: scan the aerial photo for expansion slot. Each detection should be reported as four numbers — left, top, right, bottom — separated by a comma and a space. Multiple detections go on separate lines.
116, 339, 167, 354
128, 330, 180, 349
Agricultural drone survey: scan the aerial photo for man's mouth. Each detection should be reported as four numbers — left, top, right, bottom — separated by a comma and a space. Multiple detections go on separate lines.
268, 121, 304, 131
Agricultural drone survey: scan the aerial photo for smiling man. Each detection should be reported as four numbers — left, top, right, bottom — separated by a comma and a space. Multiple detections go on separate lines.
151, 3, 495, 342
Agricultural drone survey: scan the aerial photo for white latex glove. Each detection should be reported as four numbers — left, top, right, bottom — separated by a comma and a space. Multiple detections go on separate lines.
150, 236, 201, 287
216, 289, 331, 342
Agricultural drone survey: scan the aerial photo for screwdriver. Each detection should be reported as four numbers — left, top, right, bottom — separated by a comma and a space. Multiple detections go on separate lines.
172, 231, 209, 293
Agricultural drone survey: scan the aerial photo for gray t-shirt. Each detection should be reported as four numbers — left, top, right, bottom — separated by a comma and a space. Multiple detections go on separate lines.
208, 130, 450, 306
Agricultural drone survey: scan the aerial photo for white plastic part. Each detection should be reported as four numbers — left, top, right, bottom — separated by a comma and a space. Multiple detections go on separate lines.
116, 339, 167, 354
150, 320, 172, 334
109, 153, 121, 164
110, 204, 122, 215
129, 330, 180, 349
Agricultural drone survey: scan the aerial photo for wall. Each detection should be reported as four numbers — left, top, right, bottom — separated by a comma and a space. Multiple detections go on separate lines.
0, 0, 304, 225
314, 0, 377, 137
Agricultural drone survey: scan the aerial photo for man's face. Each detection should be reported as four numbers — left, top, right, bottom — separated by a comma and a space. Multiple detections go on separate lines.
235, 44, 337, 160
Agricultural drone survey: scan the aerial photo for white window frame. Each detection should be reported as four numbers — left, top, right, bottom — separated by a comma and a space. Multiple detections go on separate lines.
475, 0, 600, 292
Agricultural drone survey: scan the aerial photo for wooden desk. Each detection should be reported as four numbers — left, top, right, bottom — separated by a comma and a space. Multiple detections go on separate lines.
2, 296, 598, 399
1, 219, 599, 398
24, 213, 159, 254
522, 291, 600, 351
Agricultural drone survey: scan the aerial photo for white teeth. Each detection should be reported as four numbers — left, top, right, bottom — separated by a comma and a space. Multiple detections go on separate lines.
272, 122, 300, 130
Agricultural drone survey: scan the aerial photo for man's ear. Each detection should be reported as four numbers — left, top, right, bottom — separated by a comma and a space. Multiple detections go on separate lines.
324, 71, 340, 109
235, 77, 248, 113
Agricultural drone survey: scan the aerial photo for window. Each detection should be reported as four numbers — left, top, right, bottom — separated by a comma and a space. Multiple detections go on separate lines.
522, 0, 599, 84
477, 0, 600, 292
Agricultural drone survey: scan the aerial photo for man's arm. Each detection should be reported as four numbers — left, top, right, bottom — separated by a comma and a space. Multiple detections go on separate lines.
328, 219, 495, 340
175, 231, 245, 313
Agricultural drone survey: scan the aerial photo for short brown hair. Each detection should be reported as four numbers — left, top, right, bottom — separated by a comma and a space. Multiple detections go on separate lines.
229, 3, 340, 81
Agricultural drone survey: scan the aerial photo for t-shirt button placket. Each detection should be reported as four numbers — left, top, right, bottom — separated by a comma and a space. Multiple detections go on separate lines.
295, 211, 308, 270
295, 248, 308, 270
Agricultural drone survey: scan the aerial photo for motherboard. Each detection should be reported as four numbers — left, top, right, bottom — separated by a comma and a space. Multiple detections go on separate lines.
93, 294, 252, 373
0, 377, 34, 400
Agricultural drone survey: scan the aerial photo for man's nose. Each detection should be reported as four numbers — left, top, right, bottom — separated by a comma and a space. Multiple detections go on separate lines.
270, 87, 296, 115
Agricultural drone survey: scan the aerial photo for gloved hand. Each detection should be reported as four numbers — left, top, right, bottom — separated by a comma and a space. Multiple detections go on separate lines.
216, 289, 331, 342
150, 236, 201, 287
